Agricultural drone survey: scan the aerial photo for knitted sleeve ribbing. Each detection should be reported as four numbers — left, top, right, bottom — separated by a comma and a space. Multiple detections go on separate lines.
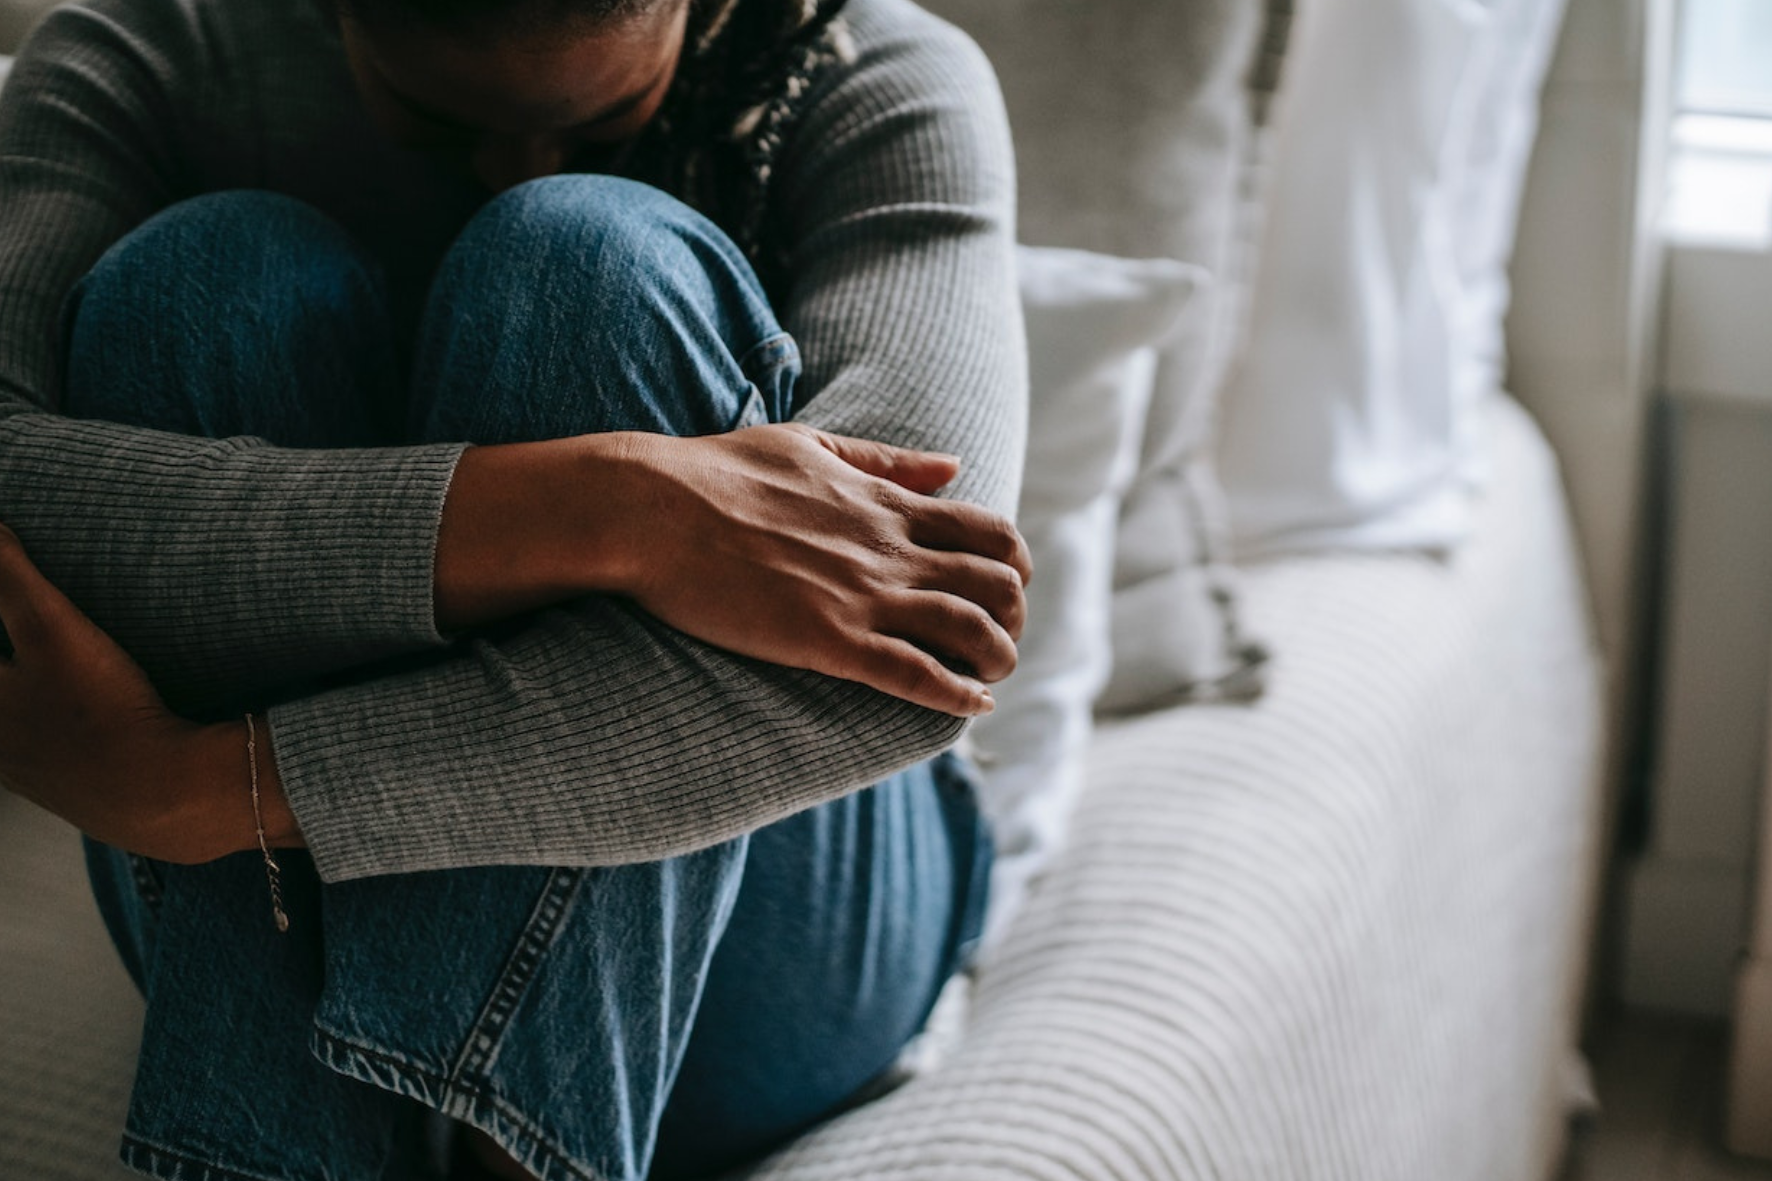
0, 3, 465, 714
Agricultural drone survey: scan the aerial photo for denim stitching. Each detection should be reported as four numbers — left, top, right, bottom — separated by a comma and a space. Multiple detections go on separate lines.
120, 1135, 292, 1181
309, 1029, 610, 1181
452, 867, 587, 1088
732, 385, 770, 430
306, 868, 595, 1180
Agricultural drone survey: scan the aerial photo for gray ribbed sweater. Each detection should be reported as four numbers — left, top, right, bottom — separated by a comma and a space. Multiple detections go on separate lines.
0, 0, 1024, 881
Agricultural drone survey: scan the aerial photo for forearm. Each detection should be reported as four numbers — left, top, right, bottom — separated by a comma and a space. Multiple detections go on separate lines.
265, 597, 966, 881
0, 400, 466, 712
3, 398, 695, 694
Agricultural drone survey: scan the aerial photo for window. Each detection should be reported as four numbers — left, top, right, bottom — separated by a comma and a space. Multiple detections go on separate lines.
1678, 0, 1772, 118
1665, 0, 1772, 245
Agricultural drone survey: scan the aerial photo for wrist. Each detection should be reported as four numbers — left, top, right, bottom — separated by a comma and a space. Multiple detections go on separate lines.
156, 719, 301, 864
435, 434, 661, 629
546, 431, 666, 598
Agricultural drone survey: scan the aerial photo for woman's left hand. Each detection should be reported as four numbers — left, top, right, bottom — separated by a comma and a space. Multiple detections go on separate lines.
0, 524, 245, 862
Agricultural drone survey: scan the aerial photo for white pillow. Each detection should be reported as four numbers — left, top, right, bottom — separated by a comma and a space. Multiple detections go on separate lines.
969, 246, 1203, 954
1452, 0, 1571, 426
924, 0, 1288, 715
1217, 0, 1567, 557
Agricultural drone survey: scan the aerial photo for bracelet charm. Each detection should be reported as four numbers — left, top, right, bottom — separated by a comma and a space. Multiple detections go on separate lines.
245, 713, 289, 934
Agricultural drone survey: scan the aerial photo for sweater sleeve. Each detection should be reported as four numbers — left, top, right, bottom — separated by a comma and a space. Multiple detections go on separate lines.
780, 7, 1026, 522
0, 3, 464, 712
266, 6, 1027, 881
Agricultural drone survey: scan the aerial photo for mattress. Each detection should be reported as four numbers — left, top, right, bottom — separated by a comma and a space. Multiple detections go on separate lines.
742, 394, 1605, 1180
0, 396, 1604, 1180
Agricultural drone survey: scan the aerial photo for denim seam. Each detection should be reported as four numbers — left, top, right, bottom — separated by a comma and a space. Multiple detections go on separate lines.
306, 867, 599, 1181
934, 754, 993, 976
310, 1029, 609, 1181
451, 866, 587, 1086
120, 1134, 292, 1181
127, 853, 164, 910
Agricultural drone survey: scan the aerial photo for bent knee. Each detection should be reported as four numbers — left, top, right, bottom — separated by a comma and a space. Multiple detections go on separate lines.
446, 176, 762, 313
65, 192, 392, 439
84, 191, 374, 300
413, 176, 792, 443
73, 191, 385, 355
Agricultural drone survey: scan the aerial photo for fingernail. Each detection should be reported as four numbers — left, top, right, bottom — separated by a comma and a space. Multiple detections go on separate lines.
976, 688, 995, 716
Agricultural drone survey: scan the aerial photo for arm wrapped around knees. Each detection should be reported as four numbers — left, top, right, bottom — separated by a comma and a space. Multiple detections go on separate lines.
270, 598, 969, 879
0, 4, 469, 708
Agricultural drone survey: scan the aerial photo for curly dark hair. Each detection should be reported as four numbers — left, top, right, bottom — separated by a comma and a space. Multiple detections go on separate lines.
627, 0, 852, 285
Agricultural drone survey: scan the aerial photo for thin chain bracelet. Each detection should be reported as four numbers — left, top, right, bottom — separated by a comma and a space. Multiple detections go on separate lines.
245, 713, 290, 934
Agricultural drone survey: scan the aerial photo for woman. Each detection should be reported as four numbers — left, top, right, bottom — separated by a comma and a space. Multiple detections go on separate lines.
0, 0, 1025, 1175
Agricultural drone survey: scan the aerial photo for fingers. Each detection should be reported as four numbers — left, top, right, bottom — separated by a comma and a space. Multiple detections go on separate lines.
883, 590, 1019, 684
906, 498, 1033, 587
913, 551, 1027, 642
0, 525, 47, 656
0, 526, 90, 664
812, 430, 961, 496
787, 427, 1031, 585
847, 636, 996, 718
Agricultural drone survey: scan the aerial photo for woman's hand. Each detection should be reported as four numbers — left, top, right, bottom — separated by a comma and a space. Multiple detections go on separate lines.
616, 424, 1031, 715
0, 526, 272, 862
438, 425, 1032, 717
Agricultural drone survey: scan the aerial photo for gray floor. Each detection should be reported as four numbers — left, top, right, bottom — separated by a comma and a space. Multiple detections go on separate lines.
1565, 1012, 1772, 1181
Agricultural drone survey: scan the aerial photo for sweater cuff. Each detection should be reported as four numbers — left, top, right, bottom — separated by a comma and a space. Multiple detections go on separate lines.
229, 440, 466, 656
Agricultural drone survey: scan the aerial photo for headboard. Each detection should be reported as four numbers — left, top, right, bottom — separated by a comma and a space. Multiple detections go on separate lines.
1505, 0, 1674, 1007
1508, 0, 1672, 673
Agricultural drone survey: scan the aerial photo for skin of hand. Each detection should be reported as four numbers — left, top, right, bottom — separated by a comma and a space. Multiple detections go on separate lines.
437, 423, 1032, 717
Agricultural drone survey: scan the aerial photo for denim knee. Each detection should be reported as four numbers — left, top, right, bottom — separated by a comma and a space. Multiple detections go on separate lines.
411, 175, 799, 445
63, 190, 395, 444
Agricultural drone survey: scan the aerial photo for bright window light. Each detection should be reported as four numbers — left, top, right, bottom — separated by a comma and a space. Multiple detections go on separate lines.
1679, 0, 1772, 118
1666, 0, 1772, 245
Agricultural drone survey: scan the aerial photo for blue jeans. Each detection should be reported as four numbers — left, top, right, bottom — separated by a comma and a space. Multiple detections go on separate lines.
67, 178, 992, 1181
